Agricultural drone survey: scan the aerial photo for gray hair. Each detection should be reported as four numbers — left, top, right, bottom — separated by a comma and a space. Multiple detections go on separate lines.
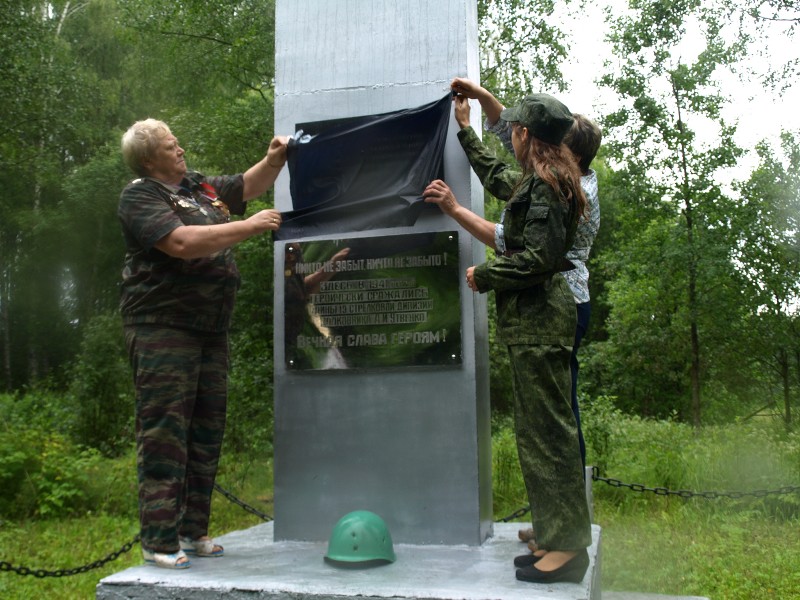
121, 118, 172, 176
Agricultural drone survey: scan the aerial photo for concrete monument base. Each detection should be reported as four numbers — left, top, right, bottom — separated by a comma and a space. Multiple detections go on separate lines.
97, 522, 601, 600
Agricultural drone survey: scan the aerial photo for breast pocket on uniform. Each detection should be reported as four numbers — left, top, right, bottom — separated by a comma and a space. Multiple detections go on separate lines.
526, 203, 550, 221
173, 199, 211, 225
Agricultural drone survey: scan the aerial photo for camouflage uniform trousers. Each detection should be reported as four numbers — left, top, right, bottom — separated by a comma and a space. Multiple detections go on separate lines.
124, 324, 229, 553
508, 343, 592, 551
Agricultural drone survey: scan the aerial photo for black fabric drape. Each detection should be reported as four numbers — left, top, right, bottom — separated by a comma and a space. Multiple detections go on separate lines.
274, 94, 451, 241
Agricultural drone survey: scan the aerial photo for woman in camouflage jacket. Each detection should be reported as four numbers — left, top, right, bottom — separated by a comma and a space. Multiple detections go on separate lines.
423, 92, 592, 585
119, 119, 287, 569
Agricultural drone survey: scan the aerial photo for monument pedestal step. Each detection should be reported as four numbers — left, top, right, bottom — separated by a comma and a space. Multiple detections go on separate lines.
97, 522, 601, 600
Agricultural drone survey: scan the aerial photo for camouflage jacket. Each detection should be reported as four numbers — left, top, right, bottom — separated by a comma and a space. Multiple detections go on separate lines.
484, 116, 600, 304
118, 171, 246, 332
457, 126, 578, 346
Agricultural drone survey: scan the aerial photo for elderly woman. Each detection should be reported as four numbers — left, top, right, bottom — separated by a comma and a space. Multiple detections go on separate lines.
423, 92, 592, 584
118, 119, 287, 569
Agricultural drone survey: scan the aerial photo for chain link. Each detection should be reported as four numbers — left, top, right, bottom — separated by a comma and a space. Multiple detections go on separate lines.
0, 534, 140, 578
590, 466, 800, 500
213, 483, 273, 522
0, 484, 271, 579
498, 505, 531, 522
497, 468, 800, 522
5, 475, 797, 576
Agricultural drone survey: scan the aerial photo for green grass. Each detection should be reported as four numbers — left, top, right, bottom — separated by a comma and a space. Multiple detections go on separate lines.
0, 515, 141, 599
499, 494, 800, 599
2, 413, 799, 599
493, 406, 800, 600
596, 499, 800, 598
5, 485, 798, 599
0, 452, 272, 600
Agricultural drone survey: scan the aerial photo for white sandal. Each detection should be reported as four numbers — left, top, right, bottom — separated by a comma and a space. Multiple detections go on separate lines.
179, 536, 224, 557
142, 548, 191, 569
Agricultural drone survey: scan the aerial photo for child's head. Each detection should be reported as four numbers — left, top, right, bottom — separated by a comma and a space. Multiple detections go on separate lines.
563, 114, 602, 174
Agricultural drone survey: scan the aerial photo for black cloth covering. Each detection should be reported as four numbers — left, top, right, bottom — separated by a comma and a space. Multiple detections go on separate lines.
274, 94, 451, 241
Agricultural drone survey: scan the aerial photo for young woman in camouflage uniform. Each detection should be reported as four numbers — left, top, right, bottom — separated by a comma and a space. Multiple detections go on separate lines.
456, 77, 602, 469
423, 93, 592, 584
119, 119, 287, 569
449, 77, 603, 550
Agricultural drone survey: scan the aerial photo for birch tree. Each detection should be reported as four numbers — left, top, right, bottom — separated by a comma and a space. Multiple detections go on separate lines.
598, 0, 746, 425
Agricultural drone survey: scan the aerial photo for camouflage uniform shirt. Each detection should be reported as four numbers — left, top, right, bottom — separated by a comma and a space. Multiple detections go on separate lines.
485, 117, 599, 304
458, 126, 578, 346
118, 171, 246, 332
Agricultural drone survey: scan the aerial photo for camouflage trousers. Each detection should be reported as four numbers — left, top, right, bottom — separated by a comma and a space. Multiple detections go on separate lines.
124, 324, 229, 553
508, 343, 592, 551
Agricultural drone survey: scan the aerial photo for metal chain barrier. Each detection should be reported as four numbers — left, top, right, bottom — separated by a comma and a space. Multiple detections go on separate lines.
498, 467, 800, 522
498, 505, 531, 522
0, 534, 140, 579
589, 466, 800, 500
0, 484, 270, 578
5, 473, 798, 576
213, 483, 273, 522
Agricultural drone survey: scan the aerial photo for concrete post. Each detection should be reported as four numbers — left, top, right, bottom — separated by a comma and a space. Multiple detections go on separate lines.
272, 0, 491, 546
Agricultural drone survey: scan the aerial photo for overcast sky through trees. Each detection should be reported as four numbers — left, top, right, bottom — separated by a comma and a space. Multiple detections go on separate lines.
550, 1, 799, 172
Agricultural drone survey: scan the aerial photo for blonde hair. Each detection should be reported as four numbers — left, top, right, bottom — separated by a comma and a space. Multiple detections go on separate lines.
121, 118, 172, 176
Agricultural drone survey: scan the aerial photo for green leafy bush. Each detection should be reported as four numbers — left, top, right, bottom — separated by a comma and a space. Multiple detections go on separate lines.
32, 437, 103, 518
65, 313, 134, 457
0, 426, 101, 519
580, 395, 800, 515
0, 429, 40, 519
493, 395, 800, 519
83, 448, 138, 517
0, 391, 138, 520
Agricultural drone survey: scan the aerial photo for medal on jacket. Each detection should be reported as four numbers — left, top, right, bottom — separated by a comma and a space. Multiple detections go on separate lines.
199, 182, 230, 219
171, 193, 208, 216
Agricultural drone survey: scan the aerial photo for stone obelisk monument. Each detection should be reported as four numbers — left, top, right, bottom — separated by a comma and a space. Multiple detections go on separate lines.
272, 0, 491, 545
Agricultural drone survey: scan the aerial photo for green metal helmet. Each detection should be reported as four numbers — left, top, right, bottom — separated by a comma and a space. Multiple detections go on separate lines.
325, 510, 396, 565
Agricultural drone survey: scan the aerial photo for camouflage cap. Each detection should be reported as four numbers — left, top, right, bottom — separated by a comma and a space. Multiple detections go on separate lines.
501, 93, 574, 145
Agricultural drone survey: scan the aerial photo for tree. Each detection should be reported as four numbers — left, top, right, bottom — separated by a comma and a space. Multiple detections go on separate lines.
0, 0, 280, 392
477, 0, 571, 104
731, 132, 800, 426
731, 0, 800, 90
117, 0, 276, 117
0, 0, 100, 388
59, 144, 132, 323
475, 0, 576, 414
598, 0, 747, 425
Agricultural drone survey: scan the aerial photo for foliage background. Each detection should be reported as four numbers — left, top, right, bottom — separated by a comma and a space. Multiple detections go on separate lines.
0, 0, 799, 598
0, 0, 797, 444
2, 396, 799, 598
